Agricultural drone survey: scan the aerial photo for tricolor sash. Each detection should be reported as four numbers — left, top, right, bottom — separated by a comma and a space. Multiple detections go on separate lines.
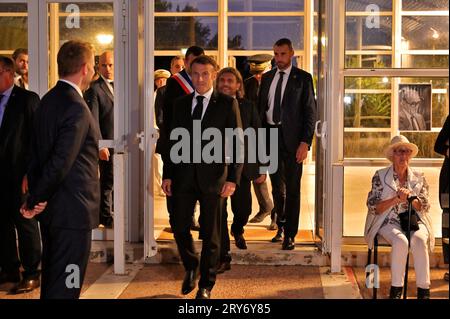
172, 70, 194, 95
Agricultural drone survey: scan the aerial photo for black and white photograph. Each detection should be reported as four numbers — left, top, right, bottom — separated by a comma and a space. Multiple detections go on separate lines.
398, 84, 432, 131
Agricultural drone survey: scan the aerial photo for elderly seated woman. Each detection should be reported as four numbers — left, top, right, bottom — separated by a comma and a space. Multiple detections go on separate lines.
364, 135, 434, 299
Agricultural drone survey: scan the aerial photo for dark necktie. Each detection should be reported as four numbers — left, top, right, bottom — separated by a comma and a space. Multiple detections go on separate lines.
272, 71, 285, 124
411, 115, 420, 130
110, 81, 114, 88
192, 95, 204, 120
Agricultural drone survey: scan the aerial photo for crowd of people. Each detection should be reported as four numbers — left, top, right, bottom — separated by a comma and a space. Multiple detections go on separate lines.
0, 37, 447, 300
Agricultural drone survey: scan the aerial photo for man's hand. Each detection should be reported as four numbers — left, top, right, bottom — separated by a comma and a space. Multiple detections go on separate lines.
21, 175, 28, 194
254, 174, 266, 184
20, 201, 47, 219
162, 179, 172, 196
296, 142, 309, 163
99, 148, 110, 161
220, 182, 236, 198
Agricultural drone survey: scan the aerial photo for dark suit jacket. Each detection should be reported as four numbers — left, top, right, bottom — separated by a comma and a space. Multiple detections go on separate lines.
154, 86, 166, 154
0, 85, 40, 210
27, 81, 101, 230
257, 67, 316, 153
163, 91, 243, 194
435, 115, 449, 209
244, 76, 260, 106
237, 98, 261, 180
84, 76, 114, 140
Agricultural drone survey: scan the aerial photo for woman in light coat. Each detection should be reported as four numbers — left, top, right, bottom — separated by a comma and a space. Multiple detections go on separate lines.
364, 135, 434, 299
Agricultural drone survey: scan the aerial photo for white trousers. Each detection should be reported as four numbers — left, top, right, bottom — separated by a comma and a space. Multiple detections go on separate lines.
378, 222, 430, 289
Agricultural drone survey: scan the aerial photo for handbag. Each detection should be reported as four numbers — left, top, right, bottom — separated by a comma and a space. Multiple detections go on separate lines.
398, 208, 420, 232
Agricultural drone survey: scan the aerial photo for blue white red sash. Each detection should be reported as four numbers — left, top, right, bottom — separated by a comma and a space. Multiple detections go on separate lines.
172, 70, 194, 95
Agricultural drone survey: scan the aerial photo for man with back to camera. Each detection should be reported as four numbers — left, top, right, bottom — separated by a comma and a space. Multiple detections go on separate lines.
257, 38, 316, 250
84, 51, 114, 228
161, 55, 243, 299
22, 40, 100, 299
0, 56, 42, 294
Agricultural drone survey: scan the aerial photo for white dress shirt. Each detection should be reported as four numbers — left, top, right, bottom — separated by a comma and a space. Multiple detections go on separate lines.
266, 64, 292, 125
59, 79, 83, 98
191, 87, 213, 120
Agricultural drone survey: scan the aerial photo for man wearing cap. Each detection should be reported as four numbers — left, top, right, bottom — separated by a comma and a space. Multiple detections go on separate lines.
160, 46, 205, 231
84, 50, 114, 227
244, 54, 277, 230
257, 38, 316, 250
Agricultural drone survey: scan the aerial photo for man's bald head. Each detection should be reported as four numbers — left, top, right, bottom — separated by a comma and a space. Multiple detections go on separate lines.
98, 51, 114, 80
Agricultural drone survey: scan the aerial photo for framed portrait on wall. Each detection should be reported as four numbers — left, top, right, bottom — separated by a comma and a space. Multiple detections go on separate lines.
398, 83, 432, 131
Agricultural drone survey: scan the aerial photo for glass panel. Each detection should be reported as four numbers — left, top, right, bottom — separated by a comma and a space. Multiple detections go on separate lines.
401, 55, 449, 68
155, 0, 217, 12
344, 93, 391, 128
432, 93, 448, 128
0, 17, 27, 51
344, 132, 391, 158
0, 3, 27, 12
345, 16, 392, 50
345, 76, 391, 90
345, 54, 392, 68
58, 2, 113, 12
229, 0, 304, 12
346, 0, 392, 12
402, 132, 440, 158
155, 17, 218, 50
402, 16, 449, 50
402, 0, 449, 11
343, 166, 442, 237
228, 16, 303, 50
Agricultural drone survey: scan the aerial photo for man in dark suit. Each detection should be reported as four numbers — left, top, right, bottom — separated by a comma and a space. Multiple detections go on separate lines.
21, 40, 100, 299
160, 46, 205, 231
216, 67, 264, 273
162, 56, 243, 299
0, 56, 41, 293
257, 38, 316, 250
84, 51, 114, 227
12, 48, 29, 90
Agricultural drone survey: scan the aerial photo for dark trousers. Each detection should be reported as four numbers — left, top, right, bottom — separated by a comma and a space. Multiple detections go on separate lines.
443, 208, 449, 264
40, 225, 91, 299
220, 176, 252, 262
252, 179, 274, 214
99, 157, 113, 224
267, 126, 303, 239
170, 179, 223, 291
0, 201, 41, 279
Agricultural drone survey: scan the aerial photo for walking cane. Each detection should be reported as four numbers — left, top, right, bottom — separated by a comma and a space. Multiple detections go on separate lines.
403, 195, 418, 299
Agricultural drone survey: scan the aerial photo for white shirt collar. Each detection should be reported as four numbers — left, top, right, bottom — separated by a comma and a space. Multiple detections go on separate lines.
277, 63, 292, 77
194, 87, 213, 101
59, 79, 83, 97
101, 75, 113, 84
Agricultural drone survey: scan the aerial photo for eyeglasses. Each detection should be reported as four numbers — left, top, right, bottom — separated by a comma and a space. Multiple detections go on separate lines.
394, 149, 413, 155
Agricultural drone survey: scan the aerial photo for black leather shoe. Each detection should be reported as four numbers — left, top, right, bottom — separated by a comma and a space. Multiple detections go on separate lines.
217, 261, 231, 274
444, 272, 449, 282
389, 286, 403, 299
282, 237, 295, 250
0, 271, 20, 284
271, 229, 283, 242
195, 288, 211, 299
233, 233, 247, 250
181, 270, 197, 295
417, 288, 430, 299
249, 211, 271, 223
11, 278, 40, 294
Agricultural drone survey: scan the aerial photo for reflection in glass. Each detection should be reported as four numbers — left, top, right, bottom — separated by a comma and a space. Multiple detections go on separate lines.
402, 16, 449, 50
155, 0, 217, 12
402, 0, 449, 11
345, 16, 392, 51
344, 93, 391, 128
344, 132, 391, 158
155, 17, 218, 50
58, 2, 113, 12
0, 17, 27, 51
229, 0, 304, 12
345, 77, 391, 90
401, 55, 449, 68
0, 4, 27, 12
345, 0, 392, 12
402, 132, 440, 158
345, 54, 392, 68
228, 17, 303, 50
